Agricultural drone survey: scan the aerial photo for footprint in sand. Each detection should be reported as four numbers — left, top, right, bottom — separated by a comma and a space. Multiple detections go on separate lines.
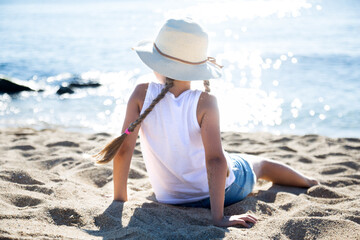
0, 170, 44, 185
128, 168, 147, 179
3, 194, 43, 208
239, 139, 266, 145
321, 178, 360, 188
95, 132, 111, 137
75, 167, 113, 188
344, 137, 360, 143
46, 141, 79, 148
11, 137, 27, 142
278, 146, 297, 153
320, 166, 348, 175
10, 145, 35, 151
315, 152, 349, 159
343, 145, 360, 151
21, 185, 54, 195
94, 212, 122, 230
279, 202, 294, 211
281, 217, 358, 240
256, 191, 277, 203
48, 208, 84, 227
88, 132, 111, 141
256, 201, 277, 216
14, 132, 35, 137
291, 205, 340, 218
37, 157, 76, 170
300, 135, 320, 144
271, 137, 293, 143
344, 174, 360, 180
333, 161, 360, 170
346, 216, 360, 225
298, 157, 312, 164
306, 185, 346, 199
21, 153, 34, 158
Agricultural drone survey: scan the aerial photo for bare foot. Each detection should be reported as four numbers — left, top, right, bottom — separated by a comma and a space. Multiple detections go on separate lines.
306, 177, 319, 187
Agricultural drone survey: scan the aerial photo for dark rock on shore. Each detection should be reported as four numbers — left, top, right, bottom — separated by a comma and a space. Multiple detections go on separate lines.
69, 82, 101, 89
0, 75, 101, 96
56, 80, 101, 95
56, 86, 75, 95
0, 78, 34, 94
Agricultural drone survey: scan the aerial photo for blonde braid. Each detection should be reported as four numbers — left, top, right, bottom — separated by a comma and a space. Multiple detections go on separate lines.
203, 80, 210, 93
95, 78, 174, 164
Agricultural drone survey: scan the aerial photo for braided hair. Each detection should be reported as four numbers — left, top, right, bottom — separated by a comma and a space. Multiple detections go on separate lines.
95, 78, 174, 164
203, 80, 210, 93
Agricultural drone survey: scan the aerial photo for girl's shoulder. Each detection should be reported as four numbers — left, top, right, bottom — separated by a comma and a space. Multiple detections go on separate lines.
128, 83, 149, 111
197, 92, 219, 127
198, 91, 218, 110
133, 83, 149, 98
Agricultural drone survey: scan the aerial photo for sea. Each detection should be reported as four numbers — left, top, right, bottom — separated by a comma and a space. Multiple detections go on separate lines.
1, 0, 359, 138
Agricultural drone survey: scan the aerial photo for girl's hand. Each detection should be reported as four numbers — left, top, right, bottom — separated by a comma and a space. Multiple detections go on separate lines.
213, 214, 258, 228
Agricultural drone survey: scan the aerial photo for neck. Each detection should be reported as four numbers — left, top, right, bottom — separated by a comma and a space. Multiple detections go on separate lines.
168, 80, 191, 98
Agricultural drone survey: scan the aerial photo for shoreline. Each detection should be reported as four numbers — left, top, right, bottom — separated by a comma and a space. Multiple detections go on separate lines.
0, 127, 359, 239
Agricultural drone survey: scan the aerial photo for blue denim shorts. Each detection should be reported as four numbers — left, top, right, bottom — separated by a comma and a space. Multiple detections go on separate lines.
175, 154, 256, 208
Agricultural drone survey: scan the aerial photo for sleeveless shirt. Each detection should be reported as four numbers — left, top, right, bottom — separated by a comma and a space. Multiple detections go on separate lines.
139, 82, 235, 204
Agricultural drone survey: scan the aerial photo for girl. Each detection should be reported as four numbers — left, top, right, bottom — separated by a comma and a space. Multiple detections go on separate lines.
95, 18, 318, 228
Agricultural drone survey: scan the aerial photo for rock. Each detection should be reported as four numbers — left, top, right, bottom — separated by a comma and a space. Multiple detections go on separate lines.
56, 80, 100, 95
0, 78, 34, 94
68, 81, 101, 88
56, 86, 74, 95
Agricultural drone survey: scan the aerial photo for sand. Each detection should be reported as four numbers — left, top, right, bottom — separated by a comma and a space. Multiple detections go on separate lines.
0, 128, 359, 239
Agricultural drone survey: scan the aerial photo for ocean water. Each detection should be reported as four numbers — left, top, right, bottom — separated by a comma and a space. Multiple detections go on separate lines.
0, 0, 359, 137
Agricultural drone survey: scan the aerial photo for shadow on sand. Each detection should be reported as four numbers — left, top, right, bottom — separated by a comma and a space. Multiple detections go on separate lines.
83, 184, 308, 239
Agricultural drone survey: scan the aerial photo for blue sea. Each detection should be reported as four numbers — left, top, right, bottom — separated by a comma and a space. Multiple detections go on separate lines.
1, 0, 359, 137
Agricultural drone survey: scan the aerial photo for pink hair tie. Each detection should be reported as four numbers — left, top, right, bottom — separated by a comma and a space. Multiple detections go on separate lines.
124, 128, 131, 135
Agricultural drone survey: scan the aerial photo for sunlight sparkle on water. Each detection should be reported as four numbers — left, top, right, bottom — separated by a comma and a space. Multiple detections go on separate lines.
211, 46, 289, 132
273, 59, 282, 70
280, 55, 288, 61
291, 98, 302, 109
103, 99, 113, 106
165, 0, 312, 23
291, 109, 299, 118
46, 73, 73, 83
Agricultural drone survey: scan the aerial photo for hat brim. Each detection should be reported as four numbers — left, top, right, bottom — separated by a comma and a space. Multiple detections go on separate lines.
133, 40, 222, 81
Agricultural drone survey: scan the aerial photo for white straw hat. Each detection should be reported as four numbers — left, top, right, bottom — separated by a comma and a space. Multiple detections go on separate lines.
132, 18, 222, 81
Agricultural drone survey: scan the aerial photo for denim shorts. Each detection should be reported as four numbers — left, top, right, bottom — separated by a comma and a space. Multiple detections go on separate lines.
174, 154, 257, 208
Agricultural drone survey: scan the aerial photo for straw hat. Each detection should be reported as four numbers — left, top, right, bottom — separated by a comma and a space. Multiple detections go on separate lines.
132, 18, 222, 81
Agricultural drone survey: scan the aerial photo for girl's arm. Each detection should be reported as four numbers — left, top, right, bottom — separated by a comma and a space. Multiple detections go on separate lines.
113, 83, 148, 201
198, 93, 257, 227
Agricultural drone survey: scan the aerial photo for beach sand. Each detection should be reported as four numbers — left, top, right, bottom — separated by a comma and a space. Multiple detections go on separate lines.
0, 128, 359, 239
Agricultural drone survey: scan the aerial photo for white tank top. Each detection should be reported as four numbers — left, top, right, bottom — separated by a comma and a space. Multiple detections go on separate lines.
139, 82, 235, 204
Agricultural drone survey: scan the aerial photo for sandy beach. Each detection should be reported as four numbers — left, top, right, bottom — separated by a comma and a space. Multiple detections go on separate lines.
0, 128, 359, 239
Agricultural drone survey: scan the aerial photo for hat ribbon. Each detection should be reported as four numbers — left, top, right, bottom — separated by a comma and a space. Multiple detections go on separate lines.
154, 43, 223, 69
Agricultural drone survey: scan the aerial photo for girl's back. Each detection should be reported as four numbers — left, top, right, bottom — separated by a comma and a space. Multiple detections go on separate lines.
139, 82, 234, 204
